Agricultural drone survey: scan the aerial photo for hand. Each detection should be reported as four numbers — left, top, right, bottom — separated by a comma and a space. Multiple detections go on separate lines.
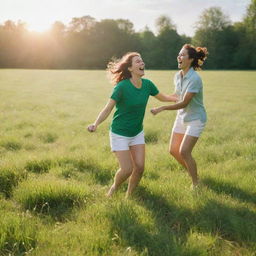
171, 94, 179, 102
150, 107, 161, 115
87, 124, 97, 132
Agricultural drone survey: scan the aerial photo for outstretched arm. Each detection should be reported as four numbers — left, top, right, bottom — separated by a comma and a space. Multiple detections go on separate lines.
87, 99, 116, 132
151, 92, 195, 115
154, 92, 179, 102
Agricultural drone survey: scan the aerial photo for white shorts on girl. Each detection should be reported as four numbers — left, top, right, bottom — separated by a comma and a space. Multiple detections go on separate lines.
172, 115, 206, 137
109, 131, 145, 152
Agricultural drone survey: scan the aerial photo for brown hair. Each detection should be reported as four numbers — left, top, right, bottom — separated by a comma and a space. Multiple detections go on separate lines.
106, 52, 141, 85
183, 44, 208, 70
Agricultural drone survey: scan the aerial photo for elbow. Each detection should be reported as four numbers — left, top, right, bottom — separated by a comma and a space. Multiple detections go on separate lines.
179, 102, 189, 109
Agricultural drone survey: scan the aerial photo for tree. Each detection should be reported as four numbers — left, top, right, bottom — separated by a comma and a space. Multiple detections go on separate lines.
116, 19, 134, 34
195, 7, 231, 31
155, 15, 176, 34
243, 0, 256, 68
68, 16, 96, 33
193, 7, 233, 69
139, 26, 158, 68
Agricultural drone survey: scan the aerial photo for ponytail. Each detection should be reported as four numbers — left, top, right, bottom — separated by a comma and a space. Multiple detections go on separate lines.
183, 44, 208, 70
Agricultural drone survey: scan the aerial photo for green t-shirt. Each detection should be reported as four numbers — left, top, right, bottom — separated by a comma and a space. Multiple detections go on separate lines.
110, 78, 159, 137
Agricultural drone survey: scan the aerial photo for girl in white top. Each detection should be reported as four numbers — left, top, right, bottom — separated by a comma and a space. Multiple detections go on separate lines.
151, 44, 208, 189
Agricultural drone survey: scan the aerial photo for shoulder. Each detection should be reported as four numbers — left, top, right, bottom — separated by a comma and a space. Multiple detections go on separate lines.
142, 78, 156, 88
115, 79, 129, 88
174, 71, 180, 78
142, 78, 153, 84
142, 78, 158, 90
190, 70, 202, 82
189, 71, 202, 88
174, 71, 181, 82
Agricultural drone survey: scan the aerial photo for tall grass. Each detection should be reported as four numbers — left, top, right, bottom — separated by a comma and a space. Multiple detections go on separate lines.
14, 177, 89, 219
0, 212, 38, 255
0, 167, 27, 197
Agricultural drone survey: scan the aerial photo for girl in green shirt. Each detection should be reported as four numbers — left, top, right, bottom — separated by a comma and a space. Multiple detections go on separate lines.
88, 52, 177, 197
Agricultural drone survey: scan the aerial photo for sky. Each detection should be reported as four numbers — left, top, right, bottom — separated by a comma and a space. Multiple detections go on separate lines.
0, 0, 251, 36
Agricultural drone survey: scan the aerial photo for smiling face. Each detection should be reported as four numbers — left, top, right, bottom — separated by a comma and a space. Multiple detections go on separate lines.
177, 47, 193, 70
128, 55, 145, 77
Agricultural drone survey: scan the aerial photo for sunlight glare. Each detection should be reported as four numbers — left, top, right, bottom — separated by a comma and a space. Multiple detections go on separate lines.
27, 20, 52, 32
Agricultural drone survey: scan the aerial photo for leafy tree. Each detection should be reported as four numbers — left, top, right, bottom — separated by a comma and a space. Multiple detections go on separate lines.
193, 7, 233, 69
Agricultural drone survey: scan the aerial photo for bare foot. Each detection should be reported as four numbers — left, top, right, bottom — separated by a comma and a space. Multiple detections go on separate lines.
125, 192, 130, 199
191, 181, 201, 191
106, 185, 116, 197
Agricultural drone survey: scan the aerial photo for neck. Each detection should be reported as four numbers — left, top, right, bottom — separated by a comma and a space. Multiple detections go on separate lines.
130, 75, 142, 87
181, 66, 191, 77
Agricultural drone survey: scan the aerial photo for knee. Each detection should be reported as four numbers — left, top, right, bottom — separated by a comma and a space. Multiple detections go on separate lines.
121, 166, 133, 176
134, 164, 144, 175
169, 147, 179, 157
179, 148, 190, 159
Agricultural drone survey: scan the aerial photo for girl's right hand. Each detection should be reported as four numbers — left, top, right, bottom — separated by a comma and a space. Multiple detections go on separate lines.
171, 94, 179, 102
87, 124, 97, 132
150, 107, 161, 115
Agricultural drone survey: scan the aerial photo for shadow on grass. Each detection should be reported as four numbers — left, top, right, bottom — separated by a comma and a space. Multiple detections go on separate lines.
196, 199, 256, 244
144, 130, 159, 144
108, 185, 256, 255
108, 185, 195, 255
108, 198, 183, 256
25, 157, 113, 185
58, 158, 113, 185
202, 177, 256, 204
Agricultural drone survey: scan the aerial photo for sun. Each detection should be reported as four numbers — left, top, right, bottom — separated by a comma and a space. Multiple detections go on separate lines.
27, 20, 52, 33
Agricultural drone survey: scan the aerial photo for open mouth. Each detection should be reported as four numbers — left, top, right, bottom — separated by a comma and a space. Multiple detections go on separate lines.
139, 67, 145, 71
178, 61, 182, 65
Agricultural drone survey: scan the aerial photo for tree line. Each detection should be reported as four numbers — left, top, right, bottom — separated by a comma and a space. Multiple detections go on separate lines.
0, 0, 255, 70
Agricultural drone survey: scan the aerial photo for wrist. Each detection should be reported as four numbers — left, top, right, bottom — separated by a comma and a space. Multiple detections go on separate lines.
160, 106, 166, 111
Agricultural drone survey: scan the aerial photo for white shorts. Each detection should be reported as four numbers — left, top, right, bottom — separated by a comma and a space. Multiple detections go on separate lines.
172, 115, 206, 137
109, 131, 145, 152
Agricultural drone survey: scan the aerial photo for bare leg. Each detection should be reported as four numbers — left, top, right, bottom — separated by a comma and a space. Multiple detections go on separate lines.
107, 150, 133, 197
169, 132, 186, 168
126, 144, 145, 197
179, 135, 199, 186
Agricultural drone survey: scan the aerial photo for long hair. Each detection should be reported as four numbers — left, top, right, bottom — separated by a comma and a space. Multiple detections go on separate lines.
106, 52, 141, 85
183, 44, 208, 70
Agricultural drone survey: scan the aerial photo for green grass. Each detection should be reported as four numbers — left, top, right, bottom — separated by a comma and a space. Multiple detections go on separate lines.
0, 211, 39, 255
0, 167, 27, 197
14, 177, 89, 219
0, 69, 255, 255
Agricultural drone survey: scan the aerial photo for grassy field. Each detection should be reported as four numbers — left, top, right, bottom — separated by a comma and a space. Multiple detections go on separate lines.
0, 69, 255, 256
